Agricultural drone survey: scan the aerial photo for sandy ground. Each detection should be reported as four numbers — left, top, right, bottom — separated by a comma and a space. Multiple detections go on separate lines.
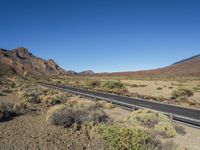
174, 125, 200, 150
71, 96, 200, 150
0, 94, 200, 150
122, 79, 200, 104
0, 95, 100, 150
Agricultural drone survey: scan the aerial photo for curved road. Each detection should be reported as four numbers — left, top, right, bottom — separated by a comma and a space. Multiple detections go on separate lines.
39, 83, 200, 127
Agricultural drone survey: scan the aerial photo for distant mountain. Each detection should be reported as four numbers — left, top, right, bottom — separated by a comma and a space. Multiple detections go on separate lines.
0, 47, 68, 76
79, 70, 94, 75
96, 54, 200, 77
172, 54, 200, 65
1, 47, 199, 77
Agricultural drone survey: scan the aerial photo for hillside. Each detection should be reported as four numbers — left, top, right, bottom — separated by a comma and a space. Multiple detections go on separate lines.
0, 47, 67, 76
0, 62, 16, 76
96, 54, 200, 77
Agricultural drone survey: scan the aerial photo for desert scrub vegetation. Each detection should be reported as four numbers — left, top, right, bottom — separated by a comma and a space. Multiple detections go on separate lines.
157, 87, 163, 90
171, 87, 194, 99
46, 104, 109, 127
0, 102, 14, 122
101, 102, 114, 109
125, 109, 177, 138
91, 124, 181, 150
16, 78, 69, 105
0, 102, 26, 122
38, 89, 69, 105
126, 109, 170, 128
155, 122, 176, 138
17, 89, 41, 104
0, 76, 18, 95
101, 80, 128, 95
193, 85, 200, 92
86, 79, 101, 88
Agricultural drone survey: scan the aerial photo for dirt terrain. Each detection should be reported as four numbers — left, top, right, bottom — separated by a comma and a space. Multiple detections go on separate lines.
1, 93, 200, 150
0, 95, 98, 150
122, 79, 200, 104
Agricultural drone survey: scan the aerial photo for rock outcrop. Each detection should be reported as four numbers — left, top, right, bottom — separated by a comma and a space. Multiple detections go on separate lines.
0, 47, 67, 76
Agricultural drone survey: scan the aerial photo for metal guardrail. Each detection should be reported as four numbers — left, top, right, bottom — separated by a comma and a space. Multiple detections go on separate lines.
39, 83, 200, 129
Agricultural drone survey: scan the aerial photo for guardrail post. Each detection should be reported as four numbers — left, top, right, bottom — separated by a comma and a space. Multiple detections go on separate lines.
132, 105, 136, 110
94, 97, 97, 101
170, 113, 173, 122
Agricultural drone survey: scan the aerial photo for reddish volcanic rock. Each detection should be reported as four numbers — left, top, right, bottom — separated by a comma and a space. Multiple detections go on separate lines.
0, 47, 67, 76
12, 47, 31, 59
95, 54, 200, 77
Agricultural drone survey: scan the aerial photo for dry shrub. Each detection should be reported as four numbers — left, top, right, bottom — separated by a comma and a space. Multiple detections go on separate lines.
126, 109, 170, 128
67, 99, 78, 106
13, 102, 27, 113
101, 102, 114, 109
2, 89, 12, 93
171, 88, 194, 99
126, 109, 177, 138
41, 95, 62, 106
87, 80, 101, 88
0, 102, 15, 122
39, 89, 68, 105
46, 104, 109, 127
26, 93, 41, 103
17, 90, 40, 103
155, 122, 176, 138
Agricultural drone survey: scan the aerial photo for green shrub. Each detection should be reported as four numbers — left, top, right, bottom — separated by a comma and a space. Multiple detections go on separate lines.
102, 80, 124, 89
157, 87, 163, 90
155, 122, 176, 138
101, 80, 127, 95
126, 109, 170, 128
46, 104, 109, 127
171, 88, 194, 99
93, 124, 162, 150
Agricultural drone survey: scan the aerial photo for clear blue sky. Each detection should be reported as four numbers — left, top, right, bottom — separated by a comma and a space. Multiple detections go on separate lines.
0, 0, 200, 72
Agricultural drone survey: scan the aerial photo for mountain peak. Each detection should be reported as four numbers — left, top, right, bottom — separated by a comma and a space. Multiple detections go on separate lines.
0, 47, 67, 76
12, 47, 31, 59
47, 59, 56, 63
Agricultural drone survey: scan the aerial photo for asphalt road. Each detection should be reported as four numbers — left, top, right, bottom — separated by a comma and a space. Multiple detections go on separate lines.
40, 83, 200, 127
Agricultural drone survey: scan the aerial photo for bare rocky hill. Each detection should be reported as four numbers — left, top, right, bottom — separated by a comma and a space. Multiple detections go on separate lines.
96, 54, 200, 77
0, 47, 67, 76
